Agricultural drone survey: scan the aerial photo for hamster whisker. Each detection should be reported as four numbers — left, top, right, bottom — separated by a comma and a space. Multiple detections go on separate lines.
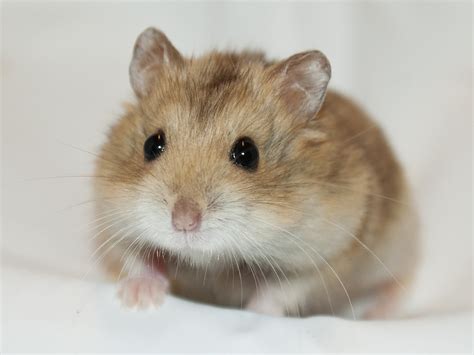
94, 177, 159, 197
232, 222, 292, 315
339, 124, 378, 145
260, 201, 405, 292
123, 237, 149, 280
62, 196, 138, 217
224, 200, 403, 299
282, 237, 333, 317
60, 141, 142, 174
253, 217, 354, 320
134, 239, 152, 278
89, 222, 139, 264
119, 228, 150, 267
225, 230, 253, 306
174, 250, 182, 279
25, 174, 110, 181
258, 250, 294, 316
117, 235, 143, 281
119, 238, 143, 280
226, 243, 236, 292
79, 206, 123, 227
88, 208, 131, 229
145, 242, 156, 269
312, 179, 409, 206
207, 192, 226, 211
82, 207, 135, 233
249, 218, 334, 317
227, 227, 284, 312
226, 228, 263, 298
232, 179, 408, 206
202, 250, 210, 286
130, 229, 165, 279
60, 198, 109, 212
263, 252, 295, 316
87, 211, 137, 241
225, 235, 245, 308
80, 223, 139, 282
227, 226, 269, 294
318, 215, 407, 291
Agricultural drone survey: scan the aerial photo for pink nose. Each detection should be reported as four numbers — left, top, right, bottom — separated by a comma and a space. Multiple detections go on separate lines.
171, 198, 202, 232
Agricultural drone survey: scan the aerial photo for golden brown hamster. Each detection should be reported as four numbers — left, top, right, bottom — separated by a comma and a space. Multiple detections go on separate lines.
94, 27, 418, 318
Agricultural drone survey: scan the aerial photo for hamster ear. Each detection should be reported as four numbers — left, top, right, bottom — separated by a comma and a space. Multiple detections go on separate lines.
268, 50, 331, 120
129, 27, 184, 98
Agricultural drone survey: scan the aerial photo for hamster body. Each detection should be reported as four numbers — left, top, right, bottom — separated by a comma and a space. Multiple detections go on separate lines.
94, 28, 418, 318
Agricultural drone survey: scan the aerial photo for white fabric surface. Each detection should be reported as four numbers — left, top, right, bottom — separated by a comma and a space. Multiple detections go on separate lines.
2, 1, 472, 352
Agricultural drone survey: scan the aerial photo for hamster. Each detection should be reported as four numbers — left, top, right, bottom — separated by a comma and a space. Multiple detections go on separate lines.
94, 27, 418, 318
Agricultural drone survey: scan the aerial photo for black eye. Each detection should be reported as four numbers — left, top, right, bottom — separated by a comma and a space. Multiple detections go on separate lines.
144, 130, 166, 161
230, 137, 259, 171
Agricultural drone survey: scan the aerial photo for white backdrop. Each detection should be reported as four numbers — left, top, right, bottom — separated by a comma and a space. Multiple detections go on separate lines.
2, 1, 472, 352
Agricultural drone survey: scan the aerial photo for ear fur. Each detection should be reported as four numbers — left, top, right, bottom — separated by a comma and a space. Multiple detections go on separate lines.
268, 50, 331, 120
129, 27, 184, 97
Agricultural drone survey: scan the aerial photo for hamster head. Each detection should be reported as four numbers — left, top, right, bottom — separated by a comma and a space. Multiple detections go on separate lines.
96, 28, 364, 268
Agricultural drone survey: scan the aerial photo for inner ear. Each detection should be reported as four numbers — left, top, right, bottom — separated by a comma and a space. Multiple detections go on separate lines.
129, 27, 184, 98
268, 50, 331, 121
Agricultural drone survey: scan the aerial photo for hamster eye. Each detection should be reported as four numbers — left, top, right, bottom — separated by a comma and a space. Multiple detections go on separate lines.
144, 130, 166, 161
230, 137, 259, 171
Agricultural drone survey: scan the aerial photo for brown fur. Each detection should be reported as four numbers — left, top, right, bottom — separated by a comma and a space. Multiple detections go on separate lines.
94, 29, 418, 318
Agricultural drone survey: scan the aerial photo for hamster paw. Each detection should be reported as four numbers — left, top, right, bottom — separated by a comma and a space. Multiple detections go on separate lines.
118, 275, 169, 309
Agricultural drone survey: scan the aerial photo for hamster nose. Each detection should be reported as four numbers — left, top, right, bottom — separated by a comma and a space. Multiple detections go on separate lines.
171, 198, 202, 232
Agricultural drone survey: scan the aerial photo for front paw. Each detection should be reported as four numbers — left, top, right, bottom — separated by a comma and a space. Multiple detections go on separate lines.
118, 275, 169, 309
